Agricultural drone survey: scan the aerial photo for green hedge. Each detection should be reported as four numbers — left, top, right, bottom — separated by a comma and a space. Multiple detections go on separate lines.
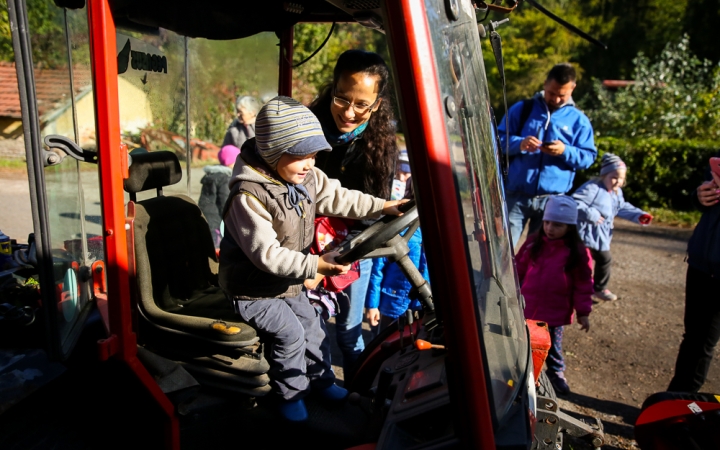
571, 137, 719, 211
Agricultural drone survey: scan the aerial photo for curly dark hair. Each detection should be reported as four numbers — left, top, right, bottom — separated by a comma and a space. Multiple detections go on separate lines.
528, 224, 585, 272
309, 50, 398, 199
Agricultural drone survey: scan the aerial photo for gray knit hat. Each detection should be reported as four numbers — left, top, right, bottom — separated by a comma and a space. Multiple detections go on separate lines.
255, 96, 331, 170
543, 195, 578, 225
600, 153, 627, 176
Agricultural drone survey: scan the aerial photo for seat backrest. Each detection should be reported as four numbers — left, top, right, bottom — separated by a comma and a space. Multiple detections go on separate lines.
133, 194, 219, 312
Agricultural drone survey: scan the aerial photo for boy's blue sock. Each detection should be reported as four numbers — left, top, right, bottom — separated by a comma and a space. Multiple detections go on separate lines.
279, 399, 308, 422
318, 384, 349, 401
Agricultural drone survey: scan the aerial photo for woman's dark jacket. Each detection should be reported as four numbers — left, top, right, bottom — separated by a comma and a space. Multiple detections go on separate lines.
687, 151, 720, 277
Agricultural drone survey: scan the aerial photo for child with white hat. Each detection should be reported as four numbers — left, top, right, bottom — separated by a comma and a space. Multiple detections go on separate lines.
515, 195, 594, 395
218, 96, 407, 421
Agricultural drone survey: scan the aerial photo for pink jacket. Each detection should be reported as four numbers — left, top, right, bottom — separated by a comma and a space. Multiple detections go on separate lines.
515, 235, 594, 327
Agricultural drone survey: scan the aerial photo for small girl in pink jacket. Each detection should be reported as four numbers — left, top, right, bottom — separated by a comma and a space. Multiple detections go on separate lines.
515, 195, 594, 395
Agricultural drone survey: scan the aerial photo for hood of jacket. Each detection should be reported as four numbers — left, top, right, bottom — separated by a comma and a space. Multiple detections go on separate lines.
228, 138, 286, 191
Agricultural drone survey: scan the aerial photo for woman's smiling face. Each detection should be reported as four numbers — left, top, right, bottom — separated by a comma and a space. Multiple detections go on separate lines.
330, 71, 382, 133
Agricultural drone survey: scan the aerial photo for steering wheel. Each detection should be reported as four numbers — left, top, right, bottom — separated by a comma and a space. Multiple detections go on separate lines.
335, 200, 419, 265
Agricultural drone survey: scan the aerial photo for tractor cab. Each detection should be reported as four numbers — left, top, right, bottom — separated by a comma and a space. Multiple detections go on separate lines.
0, 0, 606, 448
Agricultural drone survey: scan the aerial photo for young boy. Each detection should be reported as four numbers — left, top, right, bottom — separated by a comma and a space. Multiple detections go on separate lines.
219, 96, 406, 422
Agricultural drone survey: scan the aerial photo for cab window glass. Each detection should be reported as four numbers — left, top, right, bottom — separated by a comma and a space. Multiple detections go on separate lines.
424, 0, 528, 424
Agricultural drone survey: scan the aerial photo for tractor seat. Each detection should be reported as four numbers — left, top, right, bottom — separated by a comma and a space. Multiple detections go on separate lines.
125, 151, 269, 395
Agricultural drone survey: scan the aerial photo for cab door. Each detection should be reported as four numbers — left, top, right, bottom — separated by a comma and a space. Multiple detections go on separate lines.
8, 0, 102, 359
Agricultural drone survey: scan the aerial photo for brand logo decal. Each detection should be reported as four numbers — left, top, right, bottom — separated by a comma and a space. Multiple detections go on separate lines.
117, 39, 167, 75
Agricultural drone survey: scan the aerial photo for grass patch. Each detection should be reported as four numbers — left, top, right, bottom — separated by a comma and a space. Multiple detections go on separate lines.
647, 207, 702, 228
0, 158, 27, 169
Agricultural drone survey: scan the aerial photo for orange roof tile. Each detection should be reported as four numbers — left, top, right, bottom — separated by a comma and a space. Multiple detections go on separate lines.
0, 61, 91, 120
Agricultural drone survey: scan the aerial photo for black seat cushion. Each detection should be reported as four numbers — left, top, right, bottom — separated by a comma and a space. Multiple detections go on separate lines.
133, 194, 257, 343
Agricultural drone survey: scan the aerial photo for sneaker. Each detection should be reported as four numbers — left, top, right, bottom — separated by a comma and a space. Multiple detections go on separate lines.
279, 399, 308, 422
594, 289, 617, 302
547, 371, 571, 395
317, 384, 349, 402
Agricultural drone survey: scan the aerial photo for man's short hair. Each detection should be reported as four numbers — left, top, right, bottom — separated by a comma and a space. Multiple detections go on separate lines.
547, 63, 576, 85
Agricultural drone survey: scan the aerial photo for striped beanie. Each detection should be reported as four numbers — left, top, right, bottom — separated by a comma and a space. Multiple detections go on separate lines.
600, 153, 627, 176
255, 96, 331, 170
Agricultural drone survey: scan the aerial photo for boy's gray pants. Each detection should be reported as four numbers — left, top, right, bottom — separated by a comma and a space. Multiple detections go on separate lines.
233, 292, 335, 400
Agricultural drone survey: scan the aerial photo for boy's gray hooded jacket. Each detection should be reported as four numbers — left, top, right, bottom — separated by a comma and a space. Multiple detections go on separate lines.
219, 142, 386, 300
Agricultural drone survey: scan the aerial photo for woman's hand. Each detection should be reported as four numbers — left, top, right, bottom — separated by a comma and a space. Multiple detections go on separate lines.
578, 316, 590, 333
596, 216, 605, 225
697, 180, 720, 207
382, 199, 410, 216
366, 308, 380, 327
317, 251, 350, 276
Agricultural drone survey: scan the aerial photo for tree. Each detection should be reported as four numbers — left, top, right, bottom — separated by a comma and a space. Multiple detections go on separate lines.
292, 23, 385, 103
583, 35, 720, 140
0, 0, 66, 68
482, 0, 614, 116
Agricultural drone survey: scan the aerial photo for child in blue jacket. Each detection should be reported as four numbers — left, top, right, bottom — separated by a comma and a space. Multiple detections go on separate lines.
572, 153, 653, 301
365, 227, 429, 333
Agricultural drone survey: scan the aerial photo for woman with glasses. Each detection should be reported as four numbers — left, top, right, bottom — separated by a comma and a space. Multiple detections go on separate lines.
222, 95, 261, 149
309, 50, 400, 377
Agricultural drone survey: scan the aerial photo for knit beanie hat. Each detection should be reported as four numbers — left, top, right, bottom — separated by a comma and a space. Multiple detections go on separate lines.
217, 145, 240, 167
255, 96, 331, 170
543, 195, 578, 225
599, 153, 627, 176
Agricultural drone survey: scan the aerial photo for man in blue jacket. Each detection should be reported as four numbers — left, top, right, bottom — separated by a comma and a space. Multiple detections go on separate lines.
498, 63, 597, 247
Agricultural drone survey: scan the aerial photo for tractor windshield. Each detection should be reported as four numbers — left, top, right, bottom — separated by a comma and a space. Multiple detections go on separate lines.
425, 2, 529, 423
115, 29, 279, 201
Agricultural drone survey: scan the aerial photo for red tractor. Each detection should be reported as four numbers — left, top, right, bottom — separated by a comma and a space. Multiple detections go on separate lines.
0, 1, 607, 448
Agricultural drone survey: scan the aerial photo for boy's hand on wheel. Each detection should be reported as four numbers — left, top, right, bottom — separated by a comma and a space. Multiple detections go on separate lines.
578, 316, 590, 333
382, 199, 409, 216
317, 251, 350, 276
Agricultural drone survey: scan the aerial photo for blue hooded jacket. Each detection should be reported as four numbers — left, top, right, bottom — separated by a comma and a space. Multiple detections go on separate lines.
365, 228, 428, 319
572, 179, 646, 251
498, 93, 597, 196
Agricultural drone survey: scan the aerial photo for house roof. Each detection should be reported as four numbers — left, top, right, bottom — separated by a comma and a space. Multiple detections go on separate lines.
0, 62, 92, 120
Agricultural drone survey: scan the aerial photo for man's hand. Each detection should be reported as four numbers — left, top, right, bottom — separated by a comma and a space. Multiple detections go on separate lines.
520, 136, 542, 152
697, 180, 720, 207
382, 199, 410, 216
366, 308, 380, 327
638, 213, 653, 225
578, 315, 590, 332
540, 140, 565, 156
317, 251, 351, 276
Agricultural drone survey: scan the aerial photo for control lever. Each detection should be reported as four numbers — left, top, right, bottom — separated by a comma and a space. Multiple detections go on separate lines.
373, 367, 394, 408
405, 309, 415, 345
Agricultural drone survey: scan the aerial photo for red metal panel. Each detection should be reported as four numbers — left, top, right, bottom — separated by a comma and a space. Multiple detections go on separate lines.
86, 1, 179, 448
527, 320, 551, 383
278, 27, 293, 97
384, 1, 495, 448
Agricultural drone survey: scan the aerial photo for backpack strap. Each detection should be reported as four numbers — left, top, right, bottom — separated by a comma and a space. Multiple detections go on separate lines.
517, 98, 534, 134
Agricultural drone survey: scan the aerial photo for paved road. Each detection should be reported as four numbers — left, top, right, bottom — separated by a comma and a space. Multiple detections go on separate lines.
0, 166, 207, 244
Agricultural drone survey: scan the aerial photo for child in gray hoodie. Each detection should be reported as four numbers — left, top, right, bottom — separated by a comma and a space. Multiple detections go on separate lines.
219, 96, 405, 422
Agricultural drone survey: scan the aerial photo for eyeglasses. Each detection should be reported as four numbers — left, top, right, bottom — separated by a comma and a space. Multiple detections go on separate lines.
332, 93, 380, 115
